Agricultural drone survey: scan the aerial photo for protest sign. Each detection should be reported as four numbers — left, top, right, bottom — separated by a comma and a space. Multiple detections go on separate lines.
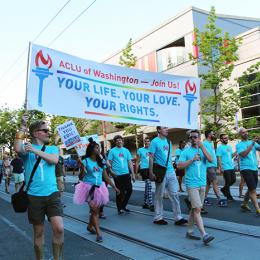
27, 44, 200, 128
75, 134, 100, 156
57, 120, 81, 150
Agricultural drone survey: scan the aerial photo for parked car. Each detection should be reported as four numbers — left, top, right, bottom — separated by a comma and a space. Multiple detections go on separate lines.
63, 154, 79, 171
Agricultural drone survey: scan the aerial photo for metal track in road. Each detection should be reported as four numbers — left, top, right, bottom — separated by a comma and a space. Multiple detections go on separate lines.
62, 192, 260, 240
64, 213, 198, 260
103, 204, 260, 240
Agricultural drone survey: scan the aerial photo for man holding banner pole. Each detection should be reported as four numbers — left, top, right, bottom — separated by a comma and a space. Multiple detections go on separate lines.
14, 114, 64, 260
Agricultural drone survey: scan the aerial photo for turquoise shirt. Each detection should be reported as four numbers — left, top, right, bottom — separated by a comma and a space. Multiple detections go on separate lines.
175, 148, 184, 164
149, 137, 174, 175
178, 146, 207, 188
236, 141, 260, 171
203, 140, 217, 168
21, 145, 59, 196
82, 158, 104, 186
108, 147, 132, 176
137, 147, 149, 169
216, 144, 234, 170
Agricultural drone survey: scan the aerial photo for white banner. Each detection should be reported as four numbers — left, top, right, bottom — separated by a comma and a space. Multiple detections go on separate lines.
75, 134, 100, 157
57, 120, 81, 150
27, 44, 200, 128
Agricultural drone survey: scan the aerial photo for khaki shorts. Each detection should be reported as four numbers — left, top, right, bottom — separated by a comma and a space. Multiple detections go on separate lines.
14, 173, 24, 184
187, 187, 205, 209
27, 192, 63, 224
206, 167, 217, 184
56, 176, 65, 192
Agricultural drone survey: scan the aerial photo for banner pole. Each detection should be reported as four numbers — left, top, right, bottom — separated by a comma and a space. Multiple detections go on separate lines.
102, 121, 107, 153
24, 42, 32, 111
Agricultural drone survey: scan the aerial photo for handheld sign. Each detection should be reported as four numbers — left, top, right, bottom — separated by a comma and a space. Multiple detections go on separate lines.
57, 120, 81, 150
75, 134, 100, 157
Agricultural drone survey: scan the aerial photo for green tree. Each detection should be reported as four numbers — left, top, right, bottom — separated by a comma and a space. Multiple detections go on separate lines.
190, 6, 242, 144
119, 38, 137, 67
118, 38, 141, 149
0, 107, 19, 155
49, 115, 68, 144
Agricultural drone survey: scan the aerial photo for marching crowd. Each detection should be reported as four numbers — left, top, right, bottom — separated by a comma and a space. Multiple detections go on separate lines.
0, 113, 259, 260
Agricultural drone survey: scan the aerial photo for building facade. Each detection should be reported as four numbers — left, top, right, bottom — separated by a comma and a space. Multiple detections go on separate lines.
99, 6, 260, 154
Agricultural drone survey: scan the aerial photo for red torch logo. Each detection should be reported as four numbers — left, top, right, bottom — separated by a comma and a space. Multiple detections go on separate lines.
183, 80, 198, 125
35, 50, 52, 69
185, 80, 196, 95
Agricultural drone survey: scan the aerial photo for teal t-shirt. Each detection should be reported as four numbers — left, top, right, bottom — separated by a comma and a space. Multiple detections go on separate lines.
82, 158, 104, 186
149, 137, 174, 175
203, 140, 217, 168
175, 148, 184, 164
178, 146, 207, 188
108, 147, 132, 176
236, 141, 259, 171
21, 145, 59, 196
216, 144, 234, 170
137, 147, 149, 169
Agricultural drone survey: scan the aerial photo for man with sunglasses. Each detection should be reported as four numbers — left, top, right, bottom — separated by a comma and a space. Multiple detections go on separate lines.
216, 134, 236, 201
14, 114, 64, 260
236, 128, 260, 216
178, 130, 214, 244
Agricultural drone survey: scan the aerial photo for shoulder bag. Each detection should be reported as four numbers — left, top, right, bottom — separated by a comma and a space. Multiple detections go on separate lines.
11, 145, 46, 213
153, 139, 171, 183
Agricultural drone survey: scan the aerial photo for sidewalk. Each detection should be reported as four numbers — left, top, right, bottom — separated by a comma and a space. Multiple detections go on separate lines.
62, 191, 260, 260
1, 183, 260, 259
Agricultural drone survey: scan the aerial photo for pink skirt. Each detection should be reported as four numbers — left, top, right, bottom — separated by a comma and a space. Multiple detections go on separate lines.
73, 181, 109, 207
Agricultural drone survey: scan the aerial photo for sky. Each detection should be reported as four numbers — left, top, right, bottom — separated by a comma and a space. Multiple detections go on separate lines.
0, 0, 259, 109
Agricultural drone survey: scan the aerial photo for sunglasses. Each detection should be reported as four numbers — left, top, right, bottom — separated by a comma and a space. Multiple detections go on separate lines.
190, 136, 199, 139
37, 129, 50, 133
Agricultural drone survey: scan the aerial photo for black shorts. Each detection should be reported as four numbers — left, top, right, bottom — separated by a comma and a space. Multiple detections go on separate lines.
27, 192, 63, 225
176, 168, 185, 177
139, 168, 149, 180
241, 170, 258, 191
206, 167, 217, 184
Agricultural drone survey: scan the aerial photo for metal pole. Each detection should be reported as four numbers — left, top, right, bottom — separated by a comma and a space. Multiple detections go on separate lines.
102, 121, 107, 153
24, 42, 32, 110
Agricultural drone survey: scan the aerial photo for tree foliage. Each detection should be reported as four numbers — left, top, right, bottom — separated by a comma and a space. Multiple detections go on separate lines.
117, 38, 141, 149
119, 38, 137, 67
190, 6, 242, 140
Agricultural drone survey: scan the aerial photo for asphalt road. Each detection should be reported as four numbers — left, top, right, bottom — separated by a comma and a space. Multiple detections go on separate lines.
0, 198, 128, 260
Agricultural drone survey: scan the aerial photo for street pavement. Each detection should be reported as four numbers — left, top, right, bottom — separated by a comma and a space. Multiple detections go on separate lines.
64, 174, 260, 227
1, 173, 260, 259
0, 186, 128, 260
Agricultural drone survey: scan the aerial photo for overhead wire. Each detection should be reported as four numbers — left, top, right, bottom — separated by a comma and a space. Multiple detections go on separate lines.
0, 0, 72, 83
1, 0, 97, 99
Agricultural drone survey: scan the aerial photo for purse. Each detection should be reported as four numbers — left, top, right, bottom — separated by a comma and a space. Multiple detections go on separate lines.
11, 145, 46, 213
153, 139, 171, 183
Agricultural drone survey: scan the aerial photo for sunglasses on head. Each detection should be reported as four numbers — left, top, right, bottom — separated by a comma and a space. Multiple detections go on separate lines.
37, 129, 50, 133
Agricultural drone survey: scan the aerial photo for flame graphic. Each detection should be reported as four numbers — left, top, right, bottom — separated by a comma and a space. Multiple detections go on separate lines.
35, 50, 52, 69
185, 80, 196, 95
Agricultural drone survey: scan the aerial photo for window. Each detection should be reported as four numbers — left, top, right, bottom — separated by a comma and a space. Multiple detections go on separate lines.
156, 37, 187, 72
239, 73, 260, 131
